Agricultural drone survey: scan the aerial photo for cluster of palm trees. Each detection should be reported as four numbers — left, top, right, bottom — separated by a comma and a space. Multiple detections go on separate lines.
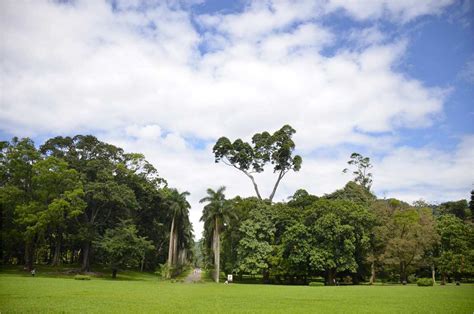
199, 186, 233, 283
165, 189, 193, 278
165, 186, 232, 282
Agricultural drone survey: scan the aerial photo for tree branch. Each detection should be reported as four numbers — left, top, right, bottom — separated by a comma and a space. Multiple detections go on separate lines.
268, 169, 286, 203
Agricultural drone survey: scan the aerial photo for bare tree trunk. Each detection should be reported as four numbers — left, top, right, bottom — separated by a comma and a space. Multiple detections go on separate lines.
215, 218, 220, 283
172, 229, 178, 265
81, 242, 90, 272
243, 171, 262, 200
441, 272, 446, 285
24, 241, 34, 271
400, 261, 407, 284
268, 170, 285, 203
327, 269, 336, 286
369, 261, 376, 285
51, 235, 62, 266
432, 264, 436, 284
167, 216, 175, 278
140, 251, 145, 272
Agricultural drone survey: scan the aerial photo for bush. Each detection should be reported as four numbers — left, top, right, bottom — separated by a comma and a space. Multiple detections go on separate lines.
74, 275, 91, 280
407, 274, 417, 283
417, 278, 433, 286
342, 276, 352, 285
309, 281, 325, 286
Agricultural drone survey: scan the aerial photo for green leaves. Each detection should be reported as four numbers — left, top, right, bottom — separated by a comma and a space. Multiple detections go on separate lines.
95, 220, 154, 274
343, 152, 373, 190
235, 206, 275, 275
212, 125, 302, 202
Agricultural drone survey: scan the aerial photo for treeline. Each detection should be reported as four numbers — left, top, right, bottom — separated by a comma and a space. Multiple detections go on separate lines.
0, 136, 193, 277
200, 184, 474, 285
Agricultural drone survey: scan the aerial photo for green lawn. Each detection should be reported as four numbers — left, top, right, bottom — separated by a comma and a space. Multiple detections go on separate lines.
0, 270, 473, 313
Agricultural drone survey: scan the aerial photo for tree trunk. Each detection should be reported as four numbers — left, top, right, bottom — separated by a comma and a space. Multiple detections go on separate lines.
172, 229, 178, 265
112, 268, 117, 279
24, 241, 34, 271
441, 272, 446, 285
327, 269, 336, 286
81, 242, 90, 272
268, 170, 285, 203
214, 218, 220, 283
400, 261, 407, 284
369, 261, 376, 285
431, 264, 436, 285
167, 216, 175, 278
51, 235, 62, 266
243, 171, 262, 200
140, 250, 145, 272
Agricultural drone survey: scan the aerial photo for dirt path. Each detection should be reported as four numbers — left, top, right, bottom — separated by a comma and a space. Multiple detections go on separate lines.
184, 268, 202, 283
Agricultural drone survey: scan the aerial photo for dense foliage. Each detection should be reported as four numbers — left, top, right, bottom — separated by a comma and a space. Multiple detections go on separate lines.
0, 136, 194, 276
2, 132, 473, 286
201, 183, 474, 285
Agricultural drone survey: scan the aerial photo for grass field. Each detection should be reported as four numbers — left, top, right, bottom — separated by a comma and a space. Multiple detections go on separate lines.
1, 268, 473, 313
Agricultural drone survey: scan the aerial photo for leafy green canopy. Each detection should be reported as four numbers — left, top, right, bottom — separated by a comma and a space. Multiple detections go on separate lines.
95, 220, 154, 278
213, 125, 302, 202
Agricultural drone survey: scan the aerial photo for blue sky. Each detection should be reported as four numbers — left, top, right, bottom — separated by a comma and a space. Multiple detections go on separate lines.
1, 0, 473, 236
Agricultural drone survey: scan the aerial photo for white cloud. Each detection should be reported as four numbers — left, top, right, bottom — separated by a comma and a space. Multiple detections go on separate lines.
326, 0, 455, 22
459, 55, 474, 84
0, 0, 469, 237
374, 135, 474, 203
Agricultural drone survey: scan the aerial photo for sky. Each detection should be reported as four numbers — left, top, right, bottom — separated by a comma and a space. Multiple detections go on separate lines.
1, 0, 473, 238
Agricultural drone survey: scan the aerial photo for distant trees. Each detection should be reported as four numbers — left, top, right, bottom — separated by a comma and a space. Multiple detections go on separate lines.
213, 125, 302, 202
201, 185, 473, 285
0, 136, 193, 277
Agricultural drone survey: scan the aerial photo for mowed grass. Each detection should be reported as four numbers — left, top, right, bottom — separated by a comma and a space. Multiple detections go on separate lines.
1, 271, 473, 313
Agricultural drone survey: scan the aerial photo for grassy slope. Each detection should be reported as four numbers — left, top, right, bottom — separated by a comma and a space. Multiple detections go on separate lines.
0, 271, 473, 313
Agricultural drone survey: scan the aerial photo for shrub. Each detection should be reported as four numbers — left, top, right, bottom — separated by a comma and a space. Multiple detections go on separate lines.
407, 274, 417, 283
417, 278, 433, 286
74, 275, 91, 280
342, 276, 352, 285
309, 281, 325, 286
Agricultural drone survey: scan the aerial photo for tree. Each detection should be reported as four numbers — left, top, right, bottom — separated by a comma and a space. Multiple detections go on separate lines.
235, 206, 275, 281
31, 157, 86, 266
343, 153, 373, 190
470, 190, 474, 220
307, 199, 373, 285
439, 200, 469, 221
95, 220, 154, 278
280, 223, 312, 283
287, 189, 319, 209
164, 188, 191, 277
325, 181, 376, 207
213, 125, 302, 202
436, 214, 473, 284
200, 186, 235, 282
379, 203, 439, 283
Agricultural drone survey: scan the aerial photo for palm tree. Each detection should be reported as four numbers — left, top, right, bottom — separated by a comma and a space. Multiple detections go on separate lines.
200, 186, 232, 283
165, 188, 191, 277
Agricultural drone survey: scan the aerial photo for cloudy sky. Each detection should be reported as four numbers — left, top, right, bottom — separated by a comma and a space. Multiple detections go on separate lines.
1, 0, 473, 237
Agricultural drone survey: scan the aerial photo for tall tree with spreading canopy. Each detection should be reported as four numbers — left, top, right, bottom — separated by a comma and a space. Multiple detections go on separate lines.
213, 125, 302, 202
200, 186, 233, 282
